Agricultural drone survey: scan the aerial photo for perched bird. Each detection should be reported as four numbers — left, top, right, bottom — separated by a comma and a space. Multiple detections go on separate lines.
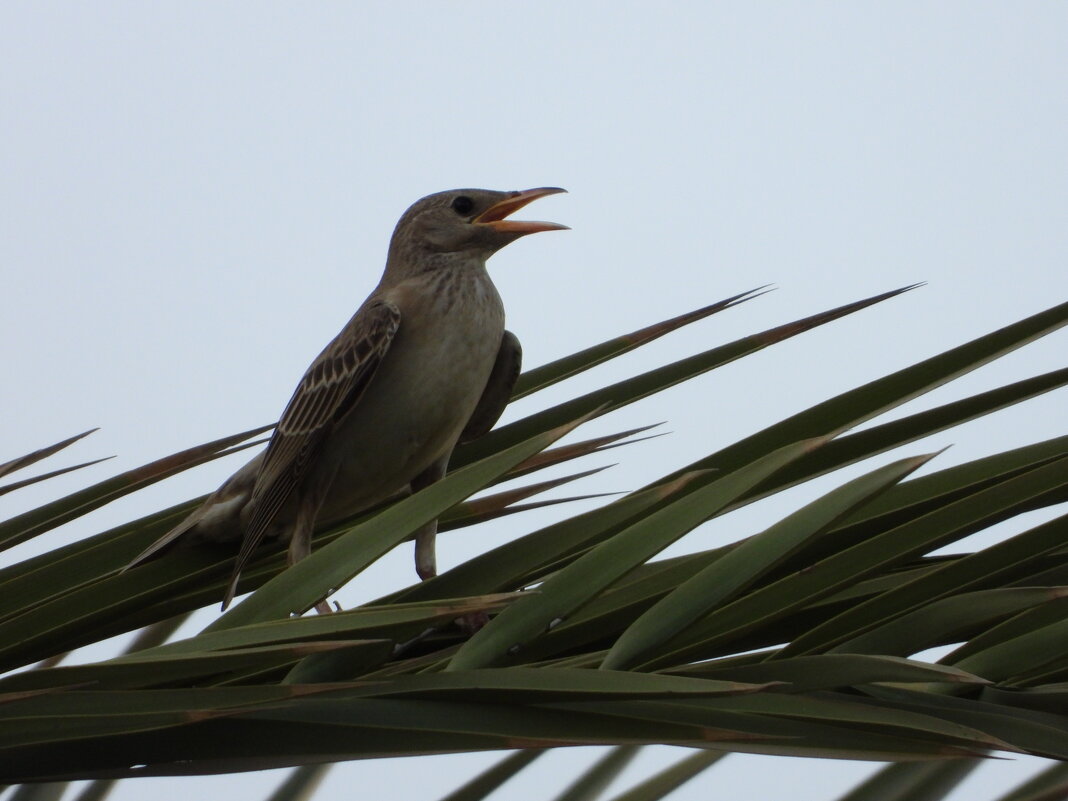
127, 187, 567, 609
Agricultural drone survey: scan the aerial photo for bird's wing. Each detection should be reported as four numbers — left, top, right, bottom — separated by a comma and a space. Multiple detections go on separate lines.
459, 330, 522, 443
228, 299, 402, 589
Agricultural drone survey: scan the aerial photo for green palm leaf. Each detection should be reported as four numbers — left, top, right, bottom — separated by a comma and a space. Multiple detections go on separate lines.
2, 289, 1068, 798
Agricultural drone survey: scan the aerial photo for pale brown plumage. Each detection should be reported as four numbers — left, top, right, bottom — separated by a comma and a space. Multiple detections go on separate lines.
126, 187, 566, 609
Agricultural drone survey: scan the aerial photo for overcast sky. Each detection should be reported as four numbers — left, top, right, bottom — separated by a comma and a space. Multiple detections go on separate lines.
2, 3, 1067, 799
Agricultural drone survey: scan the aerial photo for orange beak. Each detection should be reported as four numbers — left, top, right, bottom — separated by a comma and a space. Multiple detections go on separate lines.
473, 187, 569, 234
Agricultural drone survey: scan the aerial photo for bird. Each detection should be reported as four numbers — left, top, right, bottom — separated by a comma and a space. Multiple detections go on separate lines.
126, 187, 567, 610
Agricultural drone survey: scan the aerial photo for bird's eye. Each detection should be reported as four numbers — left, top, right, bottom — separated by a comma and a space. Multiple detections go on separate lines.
451, 196, 474, 215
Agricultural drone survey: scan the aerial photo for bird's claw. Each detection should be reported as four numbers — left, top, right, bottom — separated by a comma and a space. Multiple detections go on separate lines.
455, 610, 490, 634
314, 599, 341, 614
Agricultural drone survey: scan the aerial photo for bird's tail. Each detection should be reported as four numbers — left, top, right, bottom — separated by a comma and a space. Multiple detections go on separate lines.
121, 511, 203, 572
122, 458, 257, 574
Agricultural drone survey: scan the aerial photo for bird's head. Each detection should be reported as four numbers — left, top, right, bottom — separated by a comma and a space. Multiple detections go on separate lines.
388, 187, 568, 265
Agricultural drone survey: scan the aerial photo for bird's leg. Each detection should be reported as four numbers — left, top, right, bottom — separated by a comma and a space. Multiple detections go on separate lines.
288, 478, 336, 615
414, 519, 438, 580
410, 454, 449, 580
411, 452, 489, 633
286, 510, 314, 566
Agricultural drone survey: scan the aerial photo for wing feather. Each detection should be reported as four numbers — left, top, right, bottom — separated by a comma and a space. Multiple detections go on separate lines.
225, 299, 401, 601
459, 330, 522, 443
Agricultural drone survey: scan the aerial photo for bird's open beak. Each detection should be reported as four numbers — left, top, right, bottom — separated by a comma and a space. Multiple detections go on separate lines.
473, 187, 569, 234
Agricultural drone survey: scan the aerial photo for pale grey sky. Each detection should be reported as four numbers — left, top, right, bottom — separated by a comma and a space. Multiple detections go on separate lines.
2, 3, 1067, 799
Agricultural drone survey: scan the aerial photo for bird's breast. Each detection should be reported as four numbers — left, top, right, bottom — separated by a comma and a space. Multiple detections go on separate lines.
319, 269, 505, 513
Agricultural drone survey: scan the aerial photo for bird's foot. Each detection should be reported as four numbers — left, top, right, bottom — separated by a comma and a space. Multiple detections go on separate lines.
455, 610, 490, 634
314, 599, 342, 615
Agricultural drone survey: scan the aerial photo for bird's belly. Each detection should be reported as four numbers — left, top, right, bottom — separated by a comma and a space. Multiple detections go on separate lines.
317, 311, 504, 522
